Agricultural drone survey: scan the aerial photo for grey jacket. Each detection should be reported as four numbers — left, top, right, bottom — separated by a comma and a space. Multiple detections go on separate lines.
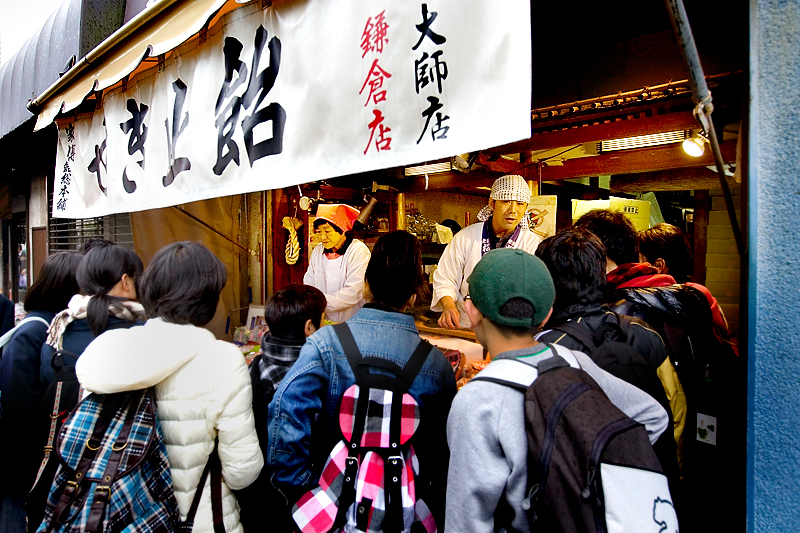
444, 343, 668, 533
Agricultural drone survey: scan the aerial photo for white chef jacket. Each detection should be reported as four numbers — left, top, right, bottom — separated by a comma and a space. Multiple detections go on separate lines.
303, 238, 371, 323
431, 222, 542, 328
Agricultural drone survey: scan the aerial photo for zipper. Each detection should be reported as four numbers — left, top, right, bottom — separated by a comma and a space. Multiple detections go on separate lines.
539, 381, 592, 483
584, 417, 641, 531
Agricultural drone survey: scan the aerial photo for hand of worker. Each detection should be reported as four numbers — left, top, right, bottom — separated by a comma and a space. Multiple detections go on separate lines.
437, 296, 461, 329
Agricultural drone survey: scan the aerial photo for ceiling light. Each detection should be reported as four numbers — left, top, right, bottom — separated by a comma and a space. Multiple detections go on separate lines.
404, 162, 451, 176
682, 131, 707, 157
599, 130, 685, 152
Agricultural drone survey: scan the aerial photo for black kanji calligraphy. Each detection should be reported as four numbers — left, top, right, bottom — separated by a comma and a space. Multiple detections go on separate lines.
417, 95, 449, 143
414, 50, 448, 94
412, 4, 446, 50
213, 36, 248, 176
163, 79, 191, 187
87, 119, 108, 196
120, 99, 149, 168
240, 25, 286, 167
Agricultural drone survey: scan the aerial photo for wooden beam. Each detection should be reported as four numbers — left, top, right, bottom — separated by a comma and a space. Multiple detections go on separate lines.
609, 168, 721, 193
485, 111, 699, 155
401, 142, 737, 193
399, 168, 501, 193
539, 142, 737, 181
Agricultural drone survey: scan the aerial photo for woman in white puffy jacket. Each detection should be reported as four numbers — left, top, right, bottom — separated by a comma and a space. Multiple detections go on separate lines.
76, 242, 263, 533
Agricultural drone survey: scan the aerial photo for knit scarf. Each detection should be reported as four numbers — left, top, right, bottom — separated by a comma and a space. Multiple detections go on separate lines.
606, 262, 677, 291
46, 293, 147, 350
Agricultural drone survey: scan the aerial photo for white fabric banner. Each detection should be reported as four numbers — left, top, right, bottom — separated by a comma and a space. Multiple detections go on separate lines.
53, 0, 532, 218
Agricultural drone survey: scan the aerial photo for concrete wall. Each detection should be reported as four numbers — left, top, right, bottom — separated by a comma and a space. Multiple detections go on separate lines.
748, 0, 800, 529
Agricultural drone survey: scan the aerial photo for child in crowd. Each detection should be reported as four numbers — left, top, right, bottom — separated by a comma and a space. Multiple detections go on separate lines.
238, 283, 327, 531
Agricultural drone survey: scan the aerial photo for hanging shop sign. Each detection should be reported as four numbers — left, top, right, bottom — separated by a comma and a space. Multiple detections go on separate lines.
53, 0, 531, 218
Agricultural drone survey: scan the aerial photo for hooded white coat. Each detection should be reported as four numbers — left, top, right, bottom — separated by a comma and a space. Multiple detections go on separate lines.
76, 318, 263, 533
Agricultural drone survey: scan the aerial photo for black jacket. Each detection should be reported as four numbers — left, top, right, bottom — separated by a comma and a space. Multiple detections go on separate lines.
539, 303, 671, 372
0, 310, 55, 497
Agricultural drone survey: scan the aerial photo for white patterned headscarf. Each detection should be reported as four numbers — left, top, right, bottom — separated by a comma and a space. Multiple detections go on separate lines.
476, 174, 532, 230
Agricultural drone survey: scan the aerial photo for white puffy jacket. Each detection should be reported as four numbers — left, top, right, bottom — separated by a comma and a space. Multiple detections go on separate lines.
76, 318, 263, 533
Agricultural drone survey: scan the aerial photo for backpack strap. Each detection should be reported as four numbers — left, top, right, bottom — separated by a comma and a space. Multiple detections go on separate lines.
0, 316, 51, 359
85, 390, 145, 532
549, 321, 598, 352
471, 344, 568, 391
333, 322, 364, 378
331, 322, 433, 533
180, 440, 225, 533
51, 392, 133, 527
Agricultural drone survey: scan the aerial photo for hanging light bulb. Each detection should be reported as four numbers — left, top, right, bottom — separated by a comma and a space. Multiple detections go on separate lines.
682, 131, 706, 157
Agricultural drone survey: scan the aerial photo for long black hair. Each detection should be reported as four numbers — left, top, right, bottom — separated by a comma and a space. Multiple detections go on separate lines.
24, 252, 83, 313
77, 244, 144, 336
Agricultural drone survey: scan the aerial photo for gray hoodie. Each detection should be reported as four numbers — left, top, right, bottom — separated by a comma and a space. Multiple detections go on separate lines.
445, 343, 668, 533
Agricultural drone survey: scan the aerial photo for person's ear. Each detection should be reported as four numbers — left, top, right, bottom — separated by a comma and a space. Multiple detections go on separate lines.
538, 307, 554, 330
304, 319, 317, 338
464, 299, 483, 329
121, 274, 136, 299
654, 258, 668, 274
489, 199, 496, 211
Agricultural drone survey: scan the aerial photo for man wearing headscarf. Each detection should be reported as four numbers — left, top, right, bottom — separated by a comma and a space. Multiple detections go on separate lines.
431, 174, 542, 329
304, 204, 371, 323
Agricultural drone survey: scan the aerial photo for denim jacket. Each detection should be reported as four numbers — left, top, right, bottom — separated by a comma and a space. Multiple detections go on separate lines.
267, 305, 457, 517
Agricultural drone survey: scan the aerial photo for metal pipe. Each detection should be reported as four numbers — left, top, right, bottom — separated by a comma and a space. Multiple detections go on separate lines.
664, 0, 744, 257
27, 0, 187, 113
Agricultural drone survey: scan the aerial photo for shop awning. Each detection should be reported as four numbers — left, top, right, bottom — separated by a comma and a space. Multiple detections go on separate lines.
29, 0, 232, 131
0, 0, 82, 139
39, 0, 534, 219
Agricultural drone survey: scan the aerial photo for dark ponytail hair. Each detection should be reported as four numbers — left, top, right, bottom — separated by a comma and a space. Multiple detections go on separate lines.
76, 245, 144, 336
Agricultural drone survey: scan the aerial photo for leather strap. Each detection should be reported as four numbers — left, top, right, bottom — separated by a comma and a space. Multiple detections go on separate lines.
210, 443, 225, 533
30, 381, 64, 492
180, 440, 226, 533
84, 391, 143, 532
52, 394, 127, 527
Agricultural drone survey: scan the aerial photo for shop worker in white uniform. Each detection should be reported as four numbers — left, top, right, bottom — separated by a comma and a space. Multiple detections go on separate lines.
304, 204, 371, 323
432, 174, 542, 329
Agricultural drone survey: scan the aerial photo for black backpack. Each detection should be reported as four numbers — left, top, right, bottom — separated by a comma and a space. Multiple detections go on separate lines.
614, 284, 745, 531
547, 316, 682, 515
473, 344, 677, 533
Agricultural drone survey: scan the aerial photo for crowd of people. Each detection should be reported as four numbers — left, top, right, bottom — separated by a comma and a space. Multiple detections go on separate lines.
0, 174, 738, 532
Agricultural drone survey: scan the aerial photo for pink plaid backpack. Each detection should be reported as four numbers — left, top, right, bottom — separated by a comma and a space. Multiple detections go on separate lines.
292, 323, 438, 533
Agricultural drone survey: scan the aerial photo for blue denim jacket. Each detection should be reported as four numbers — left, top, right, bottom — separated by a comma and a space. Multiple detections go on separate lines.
267, 306, 457, 502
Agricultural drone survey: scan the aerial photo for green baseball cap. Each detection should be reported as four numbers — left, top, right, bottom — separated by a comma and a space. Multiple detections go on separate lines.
467, 248, 555, 327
